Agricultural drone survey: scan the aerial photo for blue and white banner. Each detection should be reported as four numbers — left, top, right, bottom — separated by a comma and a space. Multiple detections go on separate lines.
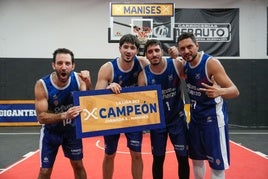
0, 101, 37, 124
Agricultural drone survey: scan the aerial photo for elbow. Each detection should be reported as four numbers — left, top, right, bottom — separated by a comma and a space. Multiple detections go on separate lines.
235, 89, 240, 98
37, 113, 47, 124
37, 117, 45, 124
234, 85, 240, 98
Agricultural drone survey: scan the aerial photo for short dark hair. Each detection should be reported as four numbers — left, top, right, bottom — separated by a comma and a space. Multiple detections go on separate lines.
52, 48, 74, 63
144, 39, 162, 54
119, 34, 140, 49
177, 32, 197, 44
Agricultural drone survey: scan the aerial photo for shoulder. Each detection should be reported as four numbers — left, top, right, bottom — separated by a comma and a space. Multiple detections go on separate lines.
34, 79, 46, 97
137, 56, 150, 67
206, 56, 225, 75
99, 61, 113, 71
35, 79, 43, 87
207, 56, 222, 67
97, 61, 113, 80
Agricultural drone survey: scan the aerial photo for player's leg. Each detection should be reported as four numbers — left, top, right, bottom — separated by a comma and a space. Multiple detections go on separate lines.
169, 115, 189, 179
150, 129, 167, 179
130, 149, 143, 179
177, 155, 190, 179
126, 132, 143, 179
188, 120, 206, 179
152, 155, 165, 179
70, 159, 87, 179
205, 125, 230, 179
211, 169, 225, 179
192, 160, 206, 179
102, 134, 120, 179
38, 127, 60, 179
38, 168, 53, 179
63, 129, 87, 179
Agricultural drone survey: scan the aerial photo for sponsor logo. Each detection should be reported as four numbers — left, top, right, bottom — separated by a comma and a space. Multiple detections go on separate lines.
176, 23, 231, 42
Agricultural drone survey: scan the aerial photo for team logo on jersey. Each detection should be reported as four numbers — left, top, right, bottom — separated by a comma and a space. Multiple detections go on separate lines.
53, 100, 58, 106
216, 159, 221, 165
151, 79, 156, 84
52, 94, 58, 106
195, 73, 200, 80
43, 157, 49, 163
168, 74, 173, 81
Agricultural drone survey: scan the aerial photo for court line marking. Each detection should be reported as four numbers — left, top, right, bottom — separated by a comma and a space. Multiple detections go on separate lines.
0, 132, 39, 135
0, 131, 267, 135
0, 131, 266, 172
229, 132, 268, 134
95, 140, 175, 155
230, 140, 268, 159
0, 149, 39, 174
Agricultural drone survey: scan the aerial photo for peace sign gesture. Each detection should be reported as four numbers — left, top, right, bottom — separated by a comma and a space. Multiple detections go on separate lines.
198, 76, 222, 98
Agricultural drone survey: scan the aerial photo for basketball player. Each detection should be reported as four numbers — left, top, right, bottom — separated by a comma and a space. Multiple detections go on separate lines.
175, 32, 239, 179
138, 39, 189, 179
34, 48, 91, 179
95, 34, 149, 179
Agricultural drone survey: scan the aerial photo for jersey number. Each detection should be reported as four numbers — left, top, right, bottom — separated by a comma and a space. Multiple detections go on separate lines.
190, 100, 197, 109
166, 101, 171, 111
63, 119, 72, 126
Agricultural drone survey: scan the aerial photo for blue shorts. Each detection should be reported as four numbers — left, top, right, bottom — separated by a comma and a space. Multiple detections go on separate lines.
104, 131, 143, 155
39, 126, 83, 168
150, 114, 188, 156
188, 119, 230, 170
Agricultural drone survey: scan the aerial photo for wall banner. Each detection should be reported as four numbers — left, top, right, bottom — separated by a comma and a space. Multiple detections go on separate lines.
0, 100, 38, 126
73, 85, 165, 138
172, 8, 240, 57
108, 2, 175, 44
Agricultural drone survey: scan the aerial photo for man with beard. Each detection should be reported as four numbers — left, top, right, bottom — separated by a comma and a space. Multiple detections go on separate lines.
95, 34, 149, 179
34, 48, 91, 179
175, 32, 239, 179
137, 39, 189, 179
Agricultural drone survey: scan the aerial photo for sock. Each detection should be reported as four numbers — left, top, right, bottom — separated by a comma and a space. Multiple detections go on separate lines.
178, 155, 190, 179
152, 155, 165, 179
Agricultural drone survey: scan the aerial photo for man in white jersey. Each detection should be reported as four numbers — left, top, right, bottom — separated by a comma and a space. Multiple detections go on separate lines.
170, 32, 239, 179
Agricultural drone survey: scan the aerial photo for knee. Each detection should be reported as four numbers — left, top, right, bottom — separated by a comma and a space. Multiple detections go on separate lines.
130, 151, 142, 161
70, 160, 85, 170
104, 153, 116, 161
38, 168, 52, 178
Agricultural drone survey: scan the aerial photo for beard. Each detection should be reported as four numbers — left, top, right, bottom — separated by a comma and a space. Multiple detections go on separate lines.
150, 57, 161, 66
55, 70, 70, 83
184, 53, 197, 63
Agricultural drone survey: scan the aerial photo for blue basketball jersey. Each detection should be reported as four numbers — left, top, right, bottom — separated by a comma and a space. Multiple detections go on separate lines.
185, 52, 227, 127
40, 71, 80, 130
143, 57, 184, 123
110, 56, 143, 87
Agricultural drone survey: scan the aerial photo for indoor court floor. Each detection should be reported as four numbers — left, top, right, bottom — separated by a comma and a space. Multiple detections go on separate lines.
0, 126, 267, 178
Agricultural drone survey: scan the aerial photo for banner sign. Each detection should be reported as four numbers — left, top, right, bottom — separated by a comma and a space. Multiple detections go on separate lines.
111, 3, 174, 17
108, 3, 175, 43
0, 100, 37, 124
73, 85, 165, 138
176, 23, 231, 42
108, 6, 239, 57
172, 8, 240, 56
